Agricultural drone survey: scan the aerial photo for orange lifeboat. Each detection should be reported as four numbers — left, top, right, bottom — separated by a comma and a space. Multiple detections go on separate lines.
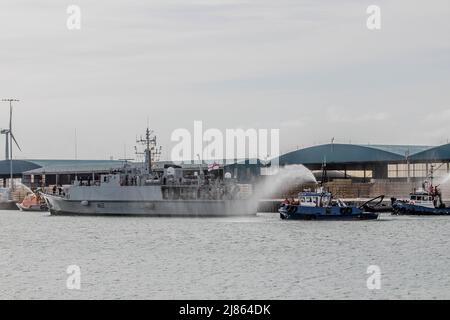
16, 193, 47, 212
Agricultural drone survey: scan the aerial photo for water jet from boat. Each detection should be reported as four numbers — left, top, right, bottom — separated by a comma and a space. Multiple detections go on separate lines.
253, 164, 317, 199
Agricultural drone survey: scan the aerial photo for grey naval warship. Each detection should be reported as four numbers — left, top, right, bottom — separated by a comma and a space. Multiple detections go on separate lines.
42, 128, 257, 217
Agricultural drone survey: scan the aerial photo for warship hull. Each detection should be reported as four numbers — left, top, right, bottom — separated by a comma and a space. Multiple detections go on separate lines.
44, 194, 257, 217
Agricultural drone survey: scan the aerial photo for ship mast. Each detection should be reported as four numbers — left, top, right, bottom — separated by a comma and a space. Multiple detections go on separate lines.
321, 156, 327, 186
146, 127, 152, 172
136, 126, 161, 174
430, 164, 434, 188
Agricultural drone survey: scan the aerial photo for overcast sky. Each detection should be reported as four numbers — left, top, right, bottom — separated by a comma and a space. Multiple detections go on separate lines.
0, 0, 449, 160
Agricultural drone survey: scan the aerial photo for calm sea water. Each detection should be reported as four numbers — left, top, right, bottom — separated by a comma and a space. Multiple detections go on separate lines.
1, 210, 450, 300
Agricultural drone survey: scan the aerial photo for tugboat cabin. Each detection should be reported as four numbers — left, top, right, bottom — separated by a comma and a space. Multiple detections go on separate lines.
297, 191, 344, 208
408, 190, 435, 208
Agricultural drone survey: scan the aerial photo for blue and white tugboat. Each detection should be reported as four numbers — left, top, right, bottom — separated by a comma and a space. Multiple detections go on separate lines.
392, 167, 449, 216
278, 189, 379, 220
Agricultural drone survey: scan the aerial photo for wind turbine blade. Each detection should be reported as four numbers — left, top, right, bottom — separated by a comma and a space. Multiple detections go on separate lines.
10, 132, 21, 151
9, 105, 12, 130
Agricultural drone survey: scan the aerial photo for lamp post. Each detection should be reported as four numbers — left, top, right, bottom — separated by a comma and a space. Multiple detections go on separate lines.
405, 149, 410, 183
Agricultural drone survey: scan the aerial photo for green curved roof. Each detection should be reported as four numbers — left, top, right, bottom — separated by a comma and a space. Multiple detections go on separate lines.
0, 160, 41, 175
409, 143, 450, 161
279, 143, 436, 165
0, 159, 124, 176
358, 144, 433, 156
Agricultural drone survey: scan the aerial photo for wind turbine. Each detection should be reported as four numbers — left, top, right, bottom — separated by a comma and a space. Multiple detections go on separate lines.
0, 128, 10, 160
1, 98, 21, 190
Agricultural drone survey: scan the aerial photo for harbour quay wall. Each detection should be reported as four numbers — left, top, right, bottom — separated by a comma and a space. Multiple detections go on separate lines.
260, 179, 450, 202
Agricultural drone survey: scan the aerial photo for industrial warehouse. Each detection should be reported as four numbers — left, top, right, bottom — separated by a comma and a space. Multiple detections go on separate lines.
1, 142, 450, 200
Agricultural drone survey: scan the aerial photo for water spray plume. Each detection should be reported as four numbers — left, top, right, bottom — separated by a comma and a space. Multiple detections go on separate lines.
438, 173, 450, 185
254, 164, 317, 199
